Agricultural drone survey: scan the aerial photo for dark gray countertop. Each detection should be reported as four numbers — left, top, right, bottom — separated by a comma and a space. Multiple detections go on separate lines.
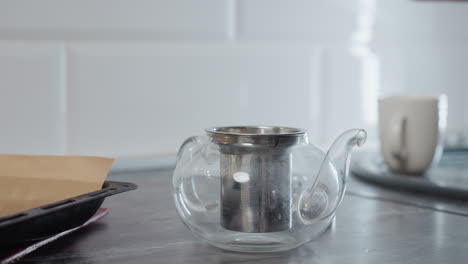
22, 167, 468, 263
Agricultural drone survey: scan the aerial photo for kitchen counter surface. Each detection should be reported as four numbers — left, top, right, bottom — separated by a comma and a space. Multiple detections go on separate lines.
22, 167, 468, 263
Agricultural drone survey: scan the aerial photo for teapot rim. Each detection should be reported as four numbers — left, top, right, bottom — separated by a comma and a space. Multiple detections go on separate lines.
205, 126, 305, 136
205, 126, 307, 147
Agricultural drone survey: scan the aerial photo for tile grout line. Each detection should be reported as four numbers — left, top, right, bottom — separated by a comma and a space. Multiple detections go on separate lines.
226, 0, 239, 42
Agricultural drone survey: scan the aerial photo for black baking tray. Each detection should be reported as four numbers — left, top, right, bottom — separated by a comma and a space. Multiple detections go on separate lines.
0, 181, 137, 247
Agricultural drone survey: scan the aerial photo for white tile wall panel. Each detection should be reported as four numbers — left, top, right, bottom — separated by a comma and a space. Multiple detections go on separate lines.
67, 43, 322, 157
373, 0, 468, 44
0, 0, 228, 40
238, 0, 360, 42
0, 42, 64, 154
320, 46, 366, 145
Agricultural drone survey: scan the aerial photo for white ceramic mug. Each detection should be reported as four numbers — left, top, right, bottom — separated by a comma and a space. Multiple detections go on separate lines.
378, 95, 447, 174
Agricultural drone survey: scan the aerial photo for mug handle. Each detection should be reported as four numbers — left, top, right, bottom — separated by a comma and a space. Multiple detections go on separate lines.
390, 114, 409, 167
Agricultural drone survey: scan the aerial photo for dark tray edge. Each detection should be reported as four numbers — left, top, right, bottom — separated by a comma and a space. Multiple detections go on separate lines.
351, 153, 468, 201
0, 181, 137, 228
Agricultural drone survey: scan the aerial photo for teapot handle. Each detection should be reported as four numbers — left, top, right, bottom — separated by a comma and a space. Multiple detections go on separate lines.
299, 129, 366, 222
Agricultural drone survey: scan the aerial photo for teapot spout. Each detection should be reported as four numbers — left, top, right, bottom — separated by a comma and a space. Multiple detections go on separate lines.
299, 129, 366, 222
322, 129, 367, 185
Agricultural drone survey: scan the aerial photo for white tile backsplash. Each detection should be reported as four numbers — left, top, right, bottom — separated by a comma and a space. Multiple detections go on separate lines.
0, 0, 228, 40
321, 46, 366, 144
373, 0, 468, 44
67, 43, 321, 156
238, 0, 359, 41
0, 0, 467, 156
0, 42, 65, 154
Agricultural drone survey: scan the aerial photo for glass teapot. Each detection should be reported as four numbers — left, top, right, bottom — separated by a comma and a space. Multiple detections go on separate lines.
173, 126, 366, 252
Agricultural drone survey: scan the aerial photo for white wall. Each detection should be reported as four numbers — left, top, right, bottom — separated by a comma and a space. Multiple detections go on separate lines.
0, 0, 467, 157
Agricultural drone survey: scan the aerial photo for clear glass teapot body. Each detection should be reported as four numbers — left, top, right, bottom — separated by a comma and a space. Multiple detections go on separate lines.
173, 126, 366, 252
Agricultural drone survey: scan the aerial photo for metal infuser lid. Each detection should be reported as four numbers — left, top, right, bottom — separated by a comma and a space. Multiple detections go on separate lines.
205, 126, 307, 148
